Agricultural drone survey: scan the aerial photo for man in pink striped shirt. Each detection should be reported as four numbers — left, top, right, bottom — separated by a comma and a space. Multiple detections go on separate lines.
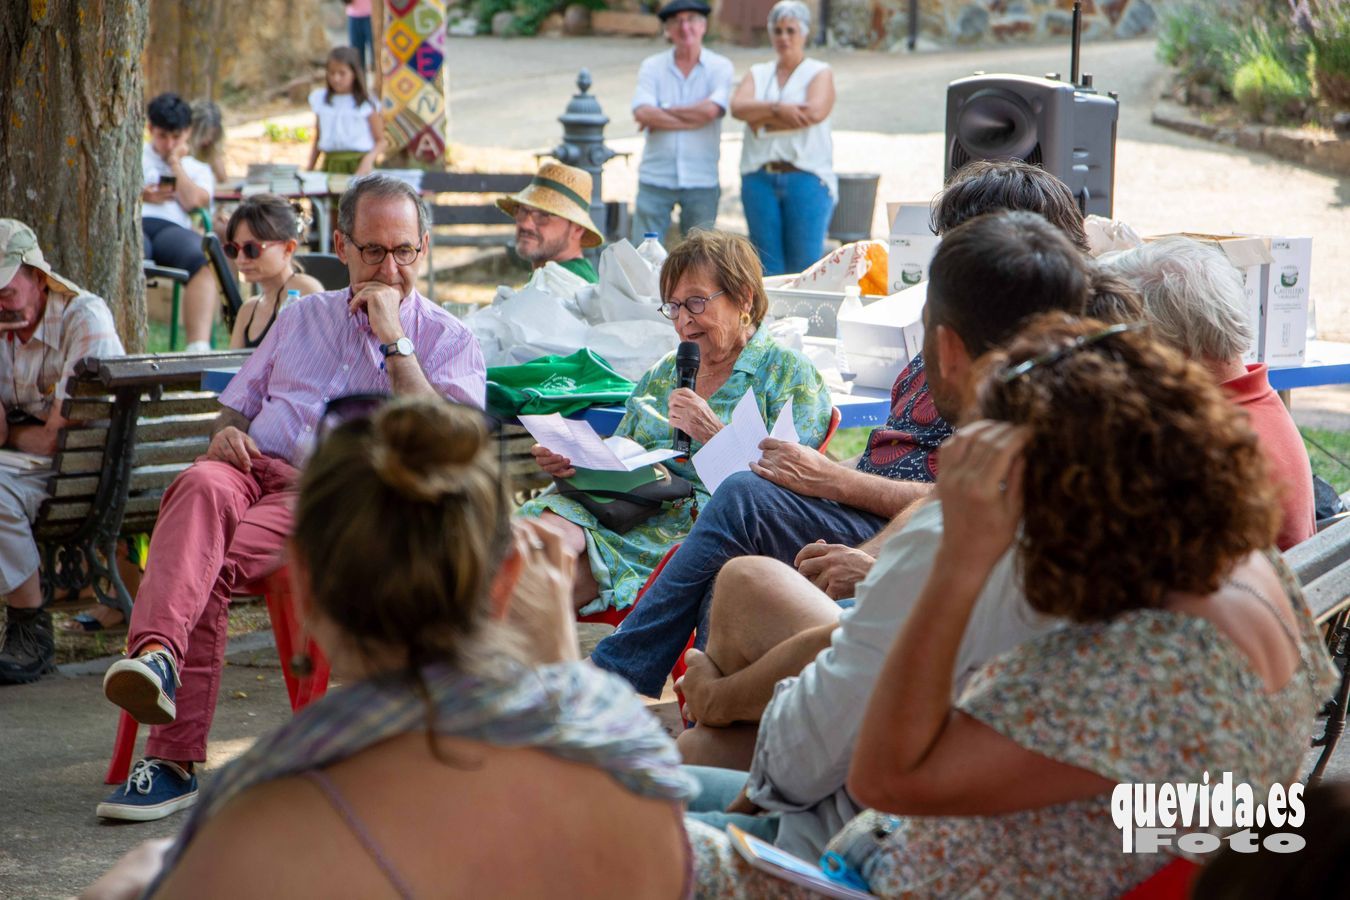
98, 174, 486, 822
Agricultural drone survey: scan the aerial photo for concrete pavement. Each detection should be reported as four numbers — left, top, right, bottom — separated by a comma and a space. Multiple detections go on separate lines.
443, 35, 1349, 339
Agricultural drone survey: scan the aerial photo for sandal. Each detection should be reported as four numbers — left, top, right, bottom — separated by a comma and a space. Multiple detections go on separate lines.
60, 609, 127, 635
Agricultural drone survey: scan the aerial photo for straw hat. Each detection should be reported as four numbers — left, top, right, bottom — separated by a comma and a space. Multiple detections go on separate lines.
496, 162, 605, 249
0, 219, 84, 296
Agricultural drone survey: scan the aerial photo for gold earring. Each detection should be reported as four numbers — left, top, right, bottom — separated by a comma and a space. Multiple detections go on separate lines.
739, 311, 752, 327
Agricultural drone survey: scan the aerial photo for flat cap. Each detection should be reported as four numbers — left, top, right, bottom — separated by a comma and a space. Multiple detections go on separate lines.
657, 0, 712, 21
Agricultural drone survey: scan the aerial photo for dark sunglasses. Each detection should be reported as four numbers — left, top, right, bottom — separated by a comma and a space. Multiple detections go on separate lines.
223, 240, 281, 260
997, 322, 1145, 384
315, 393, 506, 465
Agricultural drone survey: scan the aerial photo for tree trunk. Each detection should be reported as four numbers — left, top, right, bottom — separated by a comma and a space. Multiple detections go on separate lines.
0, 0, 151, 352
144, 0, 223, 101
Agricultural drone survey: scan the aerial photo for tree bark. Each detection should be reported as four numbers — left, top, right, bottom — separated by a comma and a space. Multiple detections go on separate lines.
0, 0, 151, 352
143, 0, 223, 101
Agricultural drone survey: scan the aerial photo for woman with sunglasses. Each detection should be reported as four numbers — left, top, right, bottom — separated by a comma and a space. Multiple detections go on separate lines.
521, 230, 831, 626
224, 196, 323, 350
688, 314, 1338, 896
83, 395, 698, 899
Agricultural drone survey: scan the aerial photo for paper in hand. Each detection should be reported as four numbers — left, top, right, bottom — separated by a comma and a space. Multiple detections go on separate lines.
692, 389, 799, 494
517, 413, 681, 471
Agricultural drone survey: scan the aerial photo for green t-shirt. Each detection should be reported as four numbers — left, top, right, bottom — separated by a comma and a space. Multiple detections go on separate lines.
557, 256, 599, 283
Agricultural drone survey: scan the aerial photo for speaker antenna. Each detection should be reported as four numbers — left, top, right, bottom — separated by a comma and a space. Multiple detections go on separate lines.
1070, 0, 1083, 86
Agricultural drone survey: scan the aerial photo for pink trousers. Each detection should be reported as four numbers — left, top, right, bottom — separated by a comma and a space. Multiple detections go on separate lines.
127, 455, 297, 762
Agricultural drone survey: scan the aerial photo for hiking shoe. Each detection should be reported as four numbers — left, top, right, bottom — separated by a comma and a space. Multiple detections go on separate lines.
96, 759, 198, 822
104, 649, 180, 725
0, 607, 56, 685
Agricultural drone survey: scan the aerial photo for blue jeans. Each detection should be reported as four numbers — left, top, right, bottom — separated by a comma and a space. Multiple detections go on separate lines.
741, 169, 836, 276
588, 471, 887, 697
632, 183, 720, 243
348, 15, 373, 71
684, 765, 780, 842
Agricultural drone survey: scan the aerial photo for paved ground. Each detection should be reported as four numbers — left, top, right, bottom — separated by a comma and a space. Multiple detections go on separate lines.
442, 35, 1350, 340
4, 34, 1350, 897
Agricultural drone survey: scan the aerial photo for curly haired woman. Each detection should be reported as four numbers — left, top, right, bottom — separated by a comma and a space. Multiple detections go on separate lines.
689, 315, 1338, 897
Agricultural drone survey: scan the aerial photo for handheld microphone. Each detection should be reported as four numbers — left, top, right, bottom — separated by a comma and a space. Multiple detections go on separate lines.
673, 341, 700, 454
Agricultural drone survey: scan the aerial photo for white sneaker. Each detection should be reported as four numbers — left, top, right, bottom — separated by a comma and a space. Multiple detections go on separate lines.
104, 650, 180, 725
183, 340, 212, 353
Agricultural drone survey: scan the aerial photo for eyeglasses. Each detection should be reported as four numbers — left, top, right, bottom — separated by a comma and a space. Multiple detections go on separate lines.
223, 240, 280, 260
343, 236, 422, 267
997, 322, 1144, 384
659, 290, 726, 320
513, 207, 558, 226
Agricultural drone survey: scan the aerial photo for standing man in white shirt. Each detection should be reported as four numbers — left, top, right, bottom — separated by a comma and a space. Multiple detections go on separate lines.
141, 92, 218, 353
631, 0, 735, 244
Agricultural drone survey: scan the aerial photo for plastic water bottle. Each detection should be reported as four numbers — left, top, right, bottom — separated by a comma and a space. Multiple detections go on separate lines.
282, 288, 301, 309
636, 232, 668, 269
835, 284, 863, 377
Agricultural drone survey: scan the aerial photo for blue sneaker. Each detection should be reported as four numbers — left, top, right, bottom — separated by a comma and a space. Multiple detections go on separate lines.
103, 649, 179, 725
96, 758, 198, 821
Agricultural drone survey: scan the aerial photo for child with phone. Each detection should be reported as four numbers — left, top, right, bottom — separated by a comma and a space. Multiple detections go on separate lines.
306, 47, 386, 175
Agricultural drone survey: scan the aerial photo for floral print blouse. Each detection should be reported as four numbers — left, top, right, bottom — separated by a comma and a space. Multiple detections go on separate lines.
519, 326, 830, 615
689, 551, 1338, 898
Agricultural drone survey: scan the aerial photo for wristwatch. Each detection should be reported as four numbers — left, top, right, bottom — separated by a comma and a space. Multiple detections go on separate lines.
380, 337, 415, 358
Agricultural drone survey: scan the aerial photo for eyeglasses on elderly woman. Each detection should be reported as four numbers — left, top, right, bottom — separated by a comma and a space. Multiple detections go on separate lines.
658, 290, 726, 320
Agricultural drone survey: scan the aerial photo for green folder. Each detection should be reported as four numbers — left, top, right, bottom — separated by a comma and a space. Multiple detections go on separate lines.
565, 465, 663, 502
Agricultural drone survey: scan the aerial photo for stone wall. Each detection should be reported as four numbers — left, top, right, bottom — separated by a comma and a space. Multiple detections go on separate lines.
828, 0, 1159, 50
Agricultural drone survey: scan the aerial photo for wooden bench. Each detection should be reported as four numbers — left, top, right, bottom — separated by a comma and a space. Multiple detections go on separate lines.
33, 351, 250, 619
1286, 516, 1350, 780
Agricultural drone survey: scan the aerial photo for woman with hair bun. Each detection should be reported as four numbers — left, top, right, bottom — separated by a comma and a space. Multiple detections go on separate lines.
85, 395, 698, 900
690, 315, 1337, 897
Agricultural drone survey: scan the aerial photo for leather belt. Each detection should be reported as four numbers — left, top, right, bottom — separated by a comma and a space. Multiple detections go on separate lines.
762, 161, 801, 174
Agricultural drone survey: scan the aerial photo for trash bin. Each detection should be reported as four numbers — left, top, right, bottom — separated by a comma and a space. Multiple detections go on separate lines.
828, 173, 881, 244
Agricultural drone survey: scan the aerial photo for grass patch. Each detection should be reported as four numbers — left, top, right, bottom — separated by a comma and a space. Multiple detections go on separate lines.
827, 426, 870, 461
1302, 427, 1350, 496
146, 318, 232, 354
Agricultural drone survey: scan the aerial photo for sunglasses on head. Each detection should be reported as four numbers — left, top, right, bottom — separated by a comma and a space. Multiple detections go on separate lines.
223, 240, 281, 260
314, 393, 506, 463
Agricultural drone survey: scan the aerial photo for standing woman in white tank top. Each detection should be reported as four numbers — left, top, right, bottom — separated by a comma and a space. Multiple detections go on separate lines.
730, 1, 837, 276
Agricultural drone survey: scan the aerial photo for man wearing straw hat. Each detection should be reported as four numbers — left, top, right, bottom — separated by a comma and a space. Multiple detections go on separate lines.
497, 162, 604, 283
0, 219, 124, 684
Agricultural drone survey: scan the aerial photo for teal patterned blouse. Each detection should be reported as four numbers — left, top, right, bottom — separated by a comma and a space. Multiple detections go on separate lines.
519, 326, 830, 615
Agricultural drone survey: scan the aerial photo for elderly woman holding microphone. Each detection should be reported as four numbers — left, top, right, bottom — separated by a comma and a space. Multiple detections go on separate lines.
730, 1, 837, 276
521, 230, 830, 619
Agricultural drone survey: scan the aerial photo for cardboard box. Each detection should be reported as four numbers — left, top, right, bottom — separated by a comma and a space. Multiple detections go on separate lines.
887, 203, 941, 295
763, 275, 883, 338
1145, 233, 1273, 364
1240, 234, 1312, 367
836, 282, 927, 390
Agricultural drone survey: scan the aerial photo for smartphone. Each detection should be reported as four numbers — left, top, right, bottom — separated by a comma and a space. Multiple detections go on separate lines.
159, 174, 177, 188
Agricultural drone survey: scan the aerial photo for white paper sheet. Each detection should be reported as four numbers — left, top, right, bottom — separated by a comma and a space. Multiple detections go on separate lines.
692, 390, 800, 494
0, 449, 51, 472
517, 413, 681, 471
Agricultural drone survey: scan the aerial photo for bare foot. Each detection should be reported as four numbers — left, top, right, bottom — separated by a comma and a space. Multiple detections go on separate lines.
675, 648, 727, 727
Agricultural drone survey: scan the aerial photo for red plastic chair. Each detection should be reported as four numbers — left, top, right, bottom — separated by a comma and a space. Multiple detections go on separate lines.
105, 565, 331, 784
1118, 857, 1201, 900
